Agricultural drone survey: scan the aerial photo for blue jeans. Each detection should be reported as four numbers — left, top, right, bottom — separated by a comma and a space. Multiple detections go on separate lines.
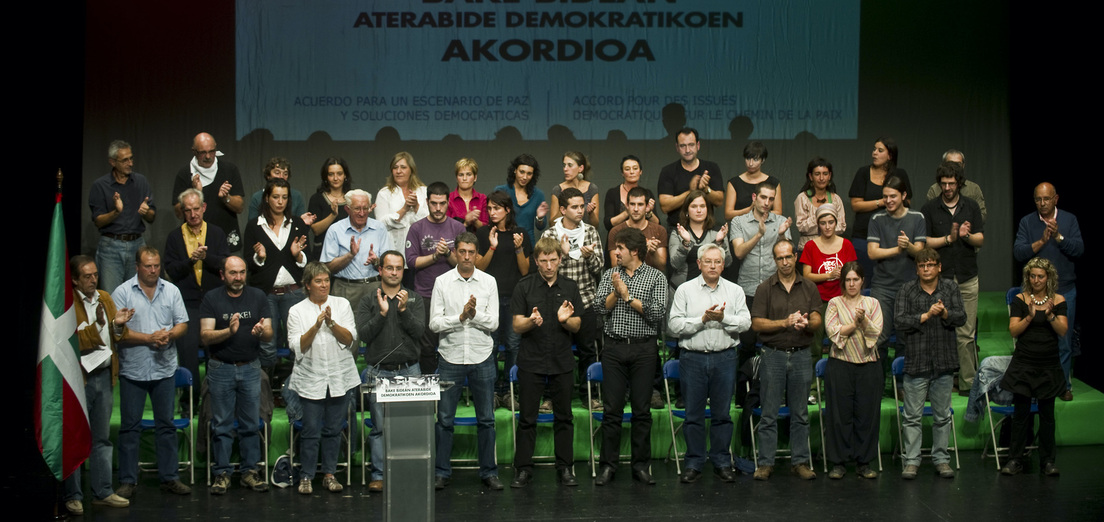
208, 358, 262, 475
757, 347, 813, 467
494, 300, 520, 393
679, 349, 736, 471
299, 388, 353, 480
64, 368, 115, 500
435, 355, 497, 479
363, 363, 421, 481
261, 289, 305, 367
1059, 286, 1076, 390
118, 375, 179, 483
96, 235, 144, 294
901, 371, 953, 466
283, 380, 302, 422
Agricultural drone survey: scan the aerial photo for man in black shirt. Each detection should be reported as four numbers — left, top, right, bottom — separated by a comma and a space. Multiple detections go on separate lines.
657, 127, 724, 227
199, 256, 273, 495
509, 237, 583, 488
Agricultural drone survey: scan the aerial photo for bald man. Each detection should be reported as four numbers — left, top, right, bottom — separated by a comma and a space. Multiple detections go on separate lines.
174, 132, 245, 252
1013, 182, 1082, 401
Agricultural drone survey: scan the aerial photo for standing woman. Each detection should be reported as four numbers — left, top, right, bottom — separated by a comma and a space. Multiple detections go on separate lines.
603, 155, 659, 234
447, 157, 488, 233
795, 157, 847, 247
823, 262, 883, 479
1000, 257, 1066, 477
800, 204, 857, 303
307, 157, 352, 259
494, 153, 548, 244
476, 190, 532, 404
376, 152, 429, 264
668, 190, 729, 289
287, 262, 359, 494
243, 178, 311, 377
550, 151, 600, 228
848, 137, 911, 280
724, 142, 782, 221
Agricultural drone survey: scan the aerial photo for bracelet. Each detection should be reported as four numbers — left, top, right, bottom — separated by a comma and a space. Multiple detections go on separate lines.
489, 247, 496, 251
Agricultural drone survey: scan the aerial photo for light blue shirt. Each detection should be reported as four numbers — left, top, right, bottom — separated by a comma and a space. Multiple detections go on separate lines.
729, 211, 791, 297
320, 216, 393, 279
111, 276, 188, 381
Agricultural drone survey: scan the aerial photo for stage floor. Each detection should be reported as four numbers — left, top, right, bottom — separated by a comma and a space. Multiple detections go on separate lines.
56, 446, 1104, 521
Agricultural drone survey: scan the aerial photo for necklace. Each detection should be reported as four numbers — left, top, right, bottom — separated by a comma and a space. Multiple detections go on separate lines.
1030, 293, 1050, 306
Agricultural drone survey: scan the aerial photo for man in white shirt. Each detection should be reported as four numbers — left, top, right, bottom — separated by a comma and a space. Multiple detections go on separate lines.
429, 232, 502, 491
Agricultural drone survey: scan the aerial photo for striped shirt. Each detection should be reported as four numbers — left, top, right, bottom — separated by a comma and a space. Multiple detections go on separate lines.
825, 295, 883, 364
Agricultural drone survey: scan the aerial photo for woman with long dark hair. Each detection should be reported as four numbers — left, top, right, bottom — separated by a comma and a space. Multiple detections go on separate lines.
307, 157, 352, 257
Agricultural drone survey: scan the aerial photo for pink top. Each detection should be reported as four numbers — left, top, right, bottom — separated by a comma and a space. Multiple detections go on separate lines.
798, 238, 857, 301
447, 189, 489, 231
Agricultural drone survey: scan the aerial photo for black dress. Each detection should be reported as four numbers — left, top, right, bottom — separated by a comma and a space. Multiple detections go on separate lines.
1001, 298, 1066, 400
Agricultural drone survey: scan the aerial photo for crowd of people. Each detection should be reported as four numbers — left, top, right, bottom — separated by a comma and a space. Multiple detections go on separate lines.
62, 128, 1081, 513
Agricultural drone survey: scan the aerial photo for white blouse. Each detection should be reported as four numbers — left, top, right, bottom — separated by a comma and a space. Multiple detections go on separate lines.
287, 295, 360, 400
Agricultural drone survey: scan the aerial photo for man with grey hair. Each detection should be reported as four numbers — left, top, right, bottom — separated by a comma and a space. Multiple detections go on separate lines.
173, 132, 245, 251
321, 189, 393, 325
164, 188, 230, 390
668, 242, 750, 483
90, 140, 156, 293
925, 149, 987, 222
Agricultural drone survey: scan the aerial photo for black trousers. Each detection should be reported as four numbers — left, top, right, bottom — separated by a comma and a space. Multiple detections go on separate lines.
599, 337, 657, 471
515, 368, 574, 471
824, 358, 883, 466
1010, 393, 1056, 465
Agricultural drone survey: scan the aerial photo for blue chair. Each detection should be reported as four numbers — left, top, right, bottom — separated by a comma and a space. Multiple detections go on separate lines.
815, 358, 882, 473
138, 367, 194, 484
662, 359, 712, 474
585, 362, 632, 477
205, 417, 269, 485
890, 357, 960, 469
745, 356, 811, 472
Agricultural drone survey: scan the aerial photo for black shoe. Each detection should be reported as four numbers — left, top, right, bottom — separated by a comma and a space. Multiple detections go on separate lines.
115, 483, 136, 500
680, 468, 702, 483
434, 476, 450, 490
558, 468, 578, 487
713, 467, 737, 482
160, 480, 191, 495
510, 470, 532, 488
483, 476, 504, 490
1043, 462, 1060, 476
1000, 460, 1023, 476
632, 468, 656, 485
594, 466, 615, 486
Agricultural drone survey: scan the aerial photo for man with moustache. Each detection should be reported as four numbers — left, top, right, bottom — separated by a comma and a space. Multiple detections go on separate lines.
173, 132, 245, 251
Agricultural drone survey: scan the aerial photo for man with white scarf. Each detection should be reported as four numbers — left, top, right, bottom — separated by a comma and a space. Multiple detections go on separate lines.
541, 187, 603, 406
173, 132, 245, 253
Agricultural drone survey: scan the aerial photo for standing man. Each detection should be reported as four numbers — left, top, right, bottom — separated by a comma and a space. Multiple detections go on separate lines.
173, 133, 245, 252
200, 256, 273, 494
608, 186, 668, 272
730, 182, 791, 365
750, 239, 822, 481
594, 228, 669, 486
90, 140, 155, 293
925, 149, 987, 222
922, 161, 984, 394
163, 188, 229, 395
63, 256, 132, 514
322, 189, 392, 327
894, 248, 965, 479
247, 157, 312, 223
509, 237, 583, 488
406, 182, 464, 373
657, 127, 724, 227
668, 244, 750, 483
541, 187, 604, 405
868, 176, 926, 377
111, 247, 191, 498
356, 250, 426, 493
429, 232, 503, 491
1014, 182, 1082, 401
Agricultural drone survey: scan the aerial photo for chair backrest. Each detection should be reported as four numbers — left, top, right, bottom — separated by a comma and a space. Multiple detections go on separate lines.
1006, 286, 1021, 308
586, 362, 603, 383
662, 359, 680, 380
509, 365, 519, 383
891, 356, 905, 377
815, 357, 828, 379
174, 367, 193, 387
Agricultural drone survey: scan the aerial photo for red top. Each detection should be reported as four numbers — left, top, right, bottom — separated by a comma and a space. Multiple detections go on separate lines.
799, 238, 857, 302
447, 189, 489, 231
